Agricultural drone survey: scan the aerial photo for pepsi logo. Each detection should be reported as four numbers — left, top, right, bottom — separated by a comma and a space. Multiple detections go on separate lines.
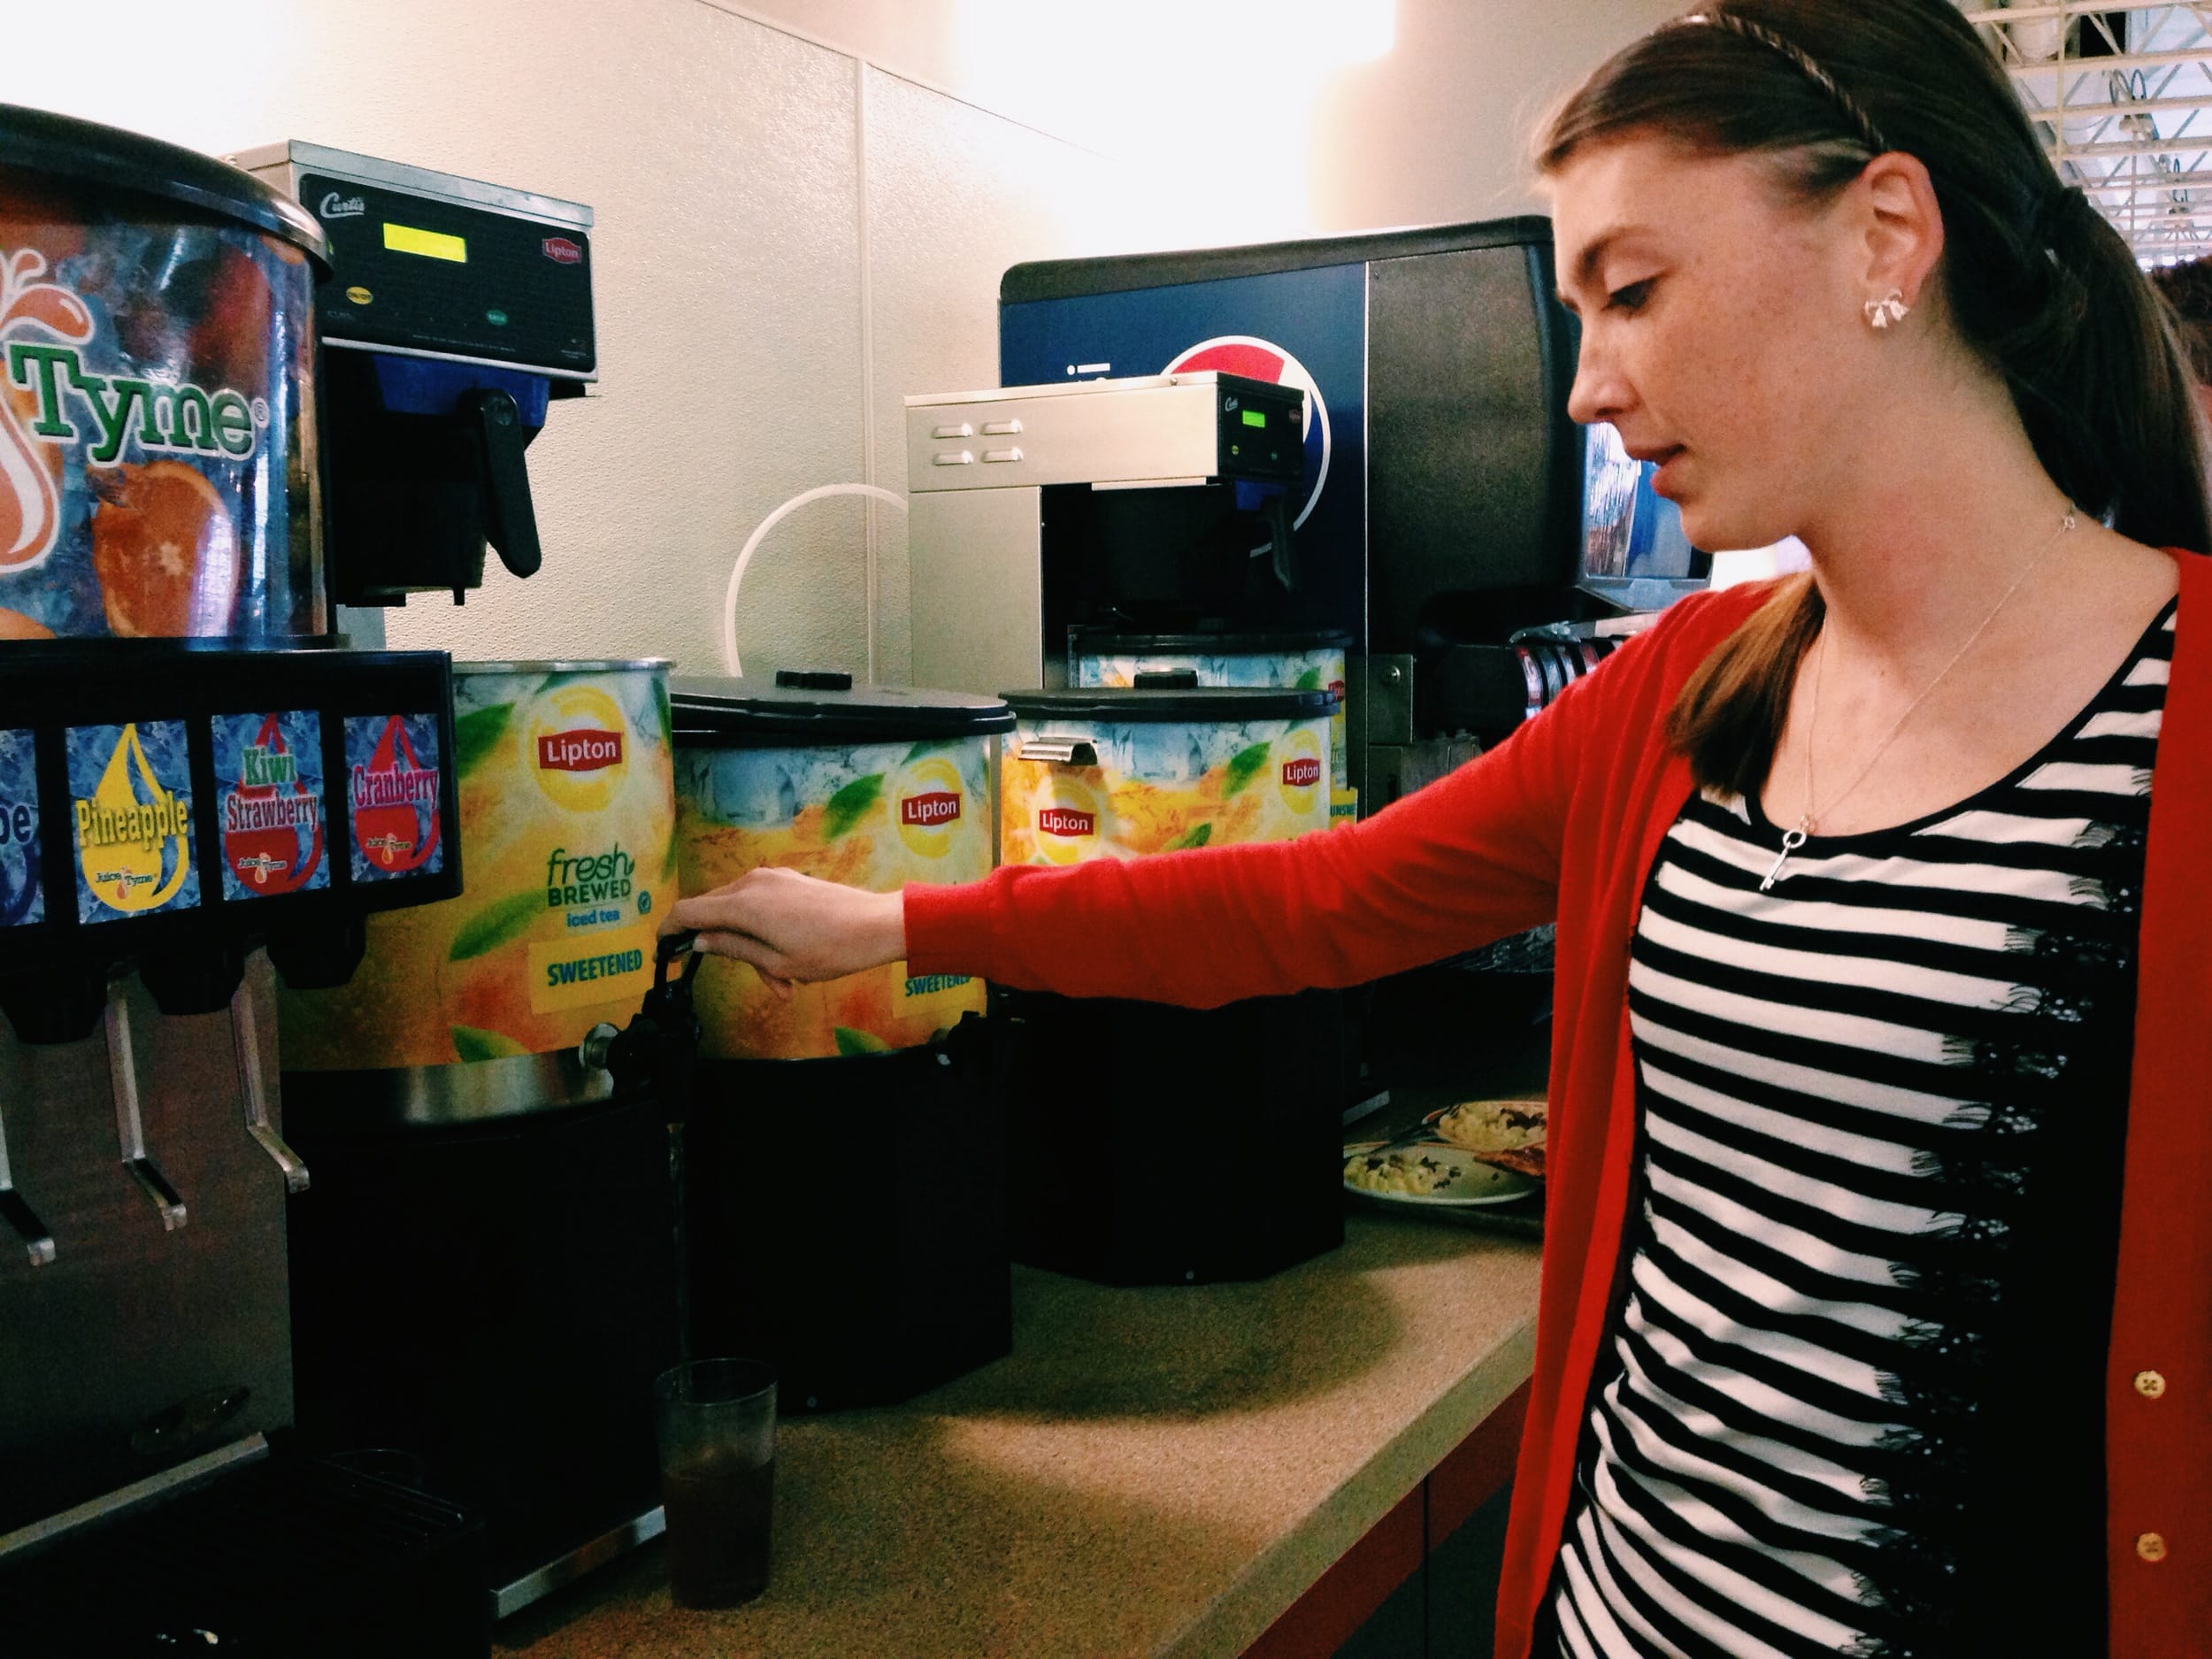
1165, 335, 1331, 532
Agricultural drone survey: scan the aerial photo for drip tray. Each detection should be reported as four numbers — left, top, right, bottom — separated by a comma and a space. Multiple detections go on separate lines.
0, 1454, 488, 1658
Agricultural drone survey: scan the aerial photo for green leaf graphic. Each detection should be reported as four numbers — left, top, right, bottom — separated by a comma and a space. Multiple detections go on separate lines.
833, 1025, 894, 1056
447, 889, 543, 961
1293, 667, 1325, 690
663, 820, 681, 879
823, 772, 885, 839
453, 702, 514, 779
1166, 822, 1213, 850
904, 736, 960, 763
1224, 742, 1271, 797
451, 1024, 530, 1063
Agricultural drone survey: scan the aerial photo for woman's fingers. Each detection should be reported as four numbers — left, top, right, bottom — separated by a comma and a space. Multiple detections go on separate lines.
663, 868, 905, 984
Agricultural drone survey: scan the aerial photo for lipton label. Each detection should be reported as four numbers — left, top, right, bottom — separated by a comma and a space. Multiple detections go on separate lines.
216, 710, 326, 899
1040, 807, 1094, 837
537, 727, 624, 772
0, 727, 42, 926
67, 719, 197, 921
528, 684, 630, 811
893, 755, 967, 859
1276, 726, 1325, 816
1033, 776, 1104, 867
346, 713, 444, 880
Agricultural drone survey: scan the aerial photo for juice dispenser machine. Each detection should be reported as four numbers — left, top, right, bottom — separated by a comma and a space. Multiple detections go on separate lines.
0, 104, 486, 1655
954, 216, 1708, 810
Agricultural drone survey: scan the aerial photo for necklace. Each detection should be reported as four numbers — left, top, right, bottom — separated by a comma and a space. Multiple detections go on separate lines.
1759, 506, 2078, 892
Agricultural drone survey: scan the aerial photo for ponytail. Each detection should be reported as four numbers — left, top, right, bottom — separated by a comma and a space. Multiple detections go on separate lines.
1543, 0, 2212, 795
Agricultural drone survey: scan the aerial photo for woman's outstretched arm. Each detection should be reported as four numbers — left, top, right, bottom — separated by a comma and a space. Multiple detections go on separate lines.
667, 634, 1603, 1008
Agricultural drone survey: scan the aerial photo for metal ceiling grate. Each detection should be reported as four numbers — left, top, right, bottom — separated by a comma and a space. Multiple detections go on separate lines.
1963, 3, 2212, 264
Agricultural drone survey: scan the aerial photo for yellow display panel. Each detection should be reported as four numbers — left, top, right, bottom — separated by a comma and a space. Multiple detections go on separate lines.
382, 221, 468, 263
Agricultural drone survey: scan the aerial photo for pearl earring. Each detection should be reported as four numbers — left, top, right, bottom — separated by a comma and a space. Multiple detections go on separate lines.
1864, 289, 1909, 329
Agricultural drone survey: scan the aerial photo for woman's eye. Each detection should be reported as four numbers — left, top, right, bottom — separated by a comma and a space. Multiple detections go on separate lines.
1608, 279, 1654, 312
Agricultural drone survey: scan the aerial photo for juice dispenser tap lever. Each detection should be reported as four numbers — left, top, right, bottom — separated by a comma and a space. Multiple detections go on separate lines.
464, 388, 544, 580
581, 932, 703, 1116
231, 980, 308, 1194
0, 1102, 56, 1267
104, 979, 186, 1231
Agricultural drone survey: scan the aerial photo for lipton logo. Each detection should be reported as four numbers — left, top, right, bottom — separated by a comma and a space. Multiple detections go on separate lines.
901, 792, 961, 828
542, 236, 582, 265
1039, 806, 1094, 838
538, 728, 623, 772
0, 249, 264, 572
1281, 757, 1323, 789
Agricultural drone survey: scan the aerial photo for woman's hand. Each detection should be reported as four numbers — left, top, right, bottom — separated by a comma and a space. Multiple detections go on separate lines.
664, 869, 906, 997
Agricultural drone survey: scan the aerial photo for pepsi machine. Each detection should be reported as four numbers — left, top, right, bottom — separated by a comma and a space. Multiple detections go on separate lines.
909, 216, 1703, 810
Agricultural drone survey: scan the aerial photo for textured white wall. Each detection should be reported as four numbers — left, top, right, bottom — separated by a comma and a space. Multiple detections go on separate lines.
8, 0, 1673, 680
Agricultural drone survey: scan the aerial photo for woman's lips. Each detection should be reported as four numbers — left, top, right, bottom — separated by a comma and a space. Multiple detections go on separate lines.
1644, 446, 1686, 497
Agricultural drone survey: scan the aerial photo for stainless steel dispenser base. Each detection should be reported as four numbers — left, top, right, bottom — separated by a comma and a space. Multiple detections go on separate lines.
490, 1504, 665, 1620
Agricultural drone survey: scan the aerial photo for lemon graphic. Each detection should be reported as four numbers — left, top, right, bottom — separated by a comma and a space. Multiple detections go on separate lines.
1275, 726, 1325, 817
527, 684, 630, 813
894, 755, 966, 860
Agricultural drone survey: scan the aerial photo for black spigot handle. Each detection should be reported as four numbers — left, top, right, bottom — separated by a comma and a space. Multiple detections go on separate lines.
462, 388, 544, 580
602, 932, 704, 1117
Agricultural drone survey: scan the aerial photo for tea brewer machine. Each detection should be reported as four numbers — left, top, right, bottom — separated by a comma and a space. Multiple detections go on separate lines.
0, 104, 488, 1655
231, 139, 595, 615
968, 217, 1708, 810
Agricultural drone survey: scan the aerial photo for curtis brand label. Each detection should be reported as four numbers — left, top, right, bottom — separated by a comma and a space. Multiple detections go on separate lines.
1281, 756, 1323, 788
538, 728, 624, 772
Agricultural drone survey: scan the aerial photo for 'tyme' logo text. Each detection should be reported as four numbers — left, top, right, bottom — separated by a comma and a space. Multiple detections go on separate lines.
537, 728, 625, 772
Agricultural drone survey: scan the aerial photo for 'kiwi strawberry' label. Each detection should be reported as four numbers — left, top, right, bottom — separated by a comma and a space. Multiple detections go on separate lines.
345, 713, 444, 881
215, 710, 326, 899
0, 728, 42, 927
67, 719, 197, 922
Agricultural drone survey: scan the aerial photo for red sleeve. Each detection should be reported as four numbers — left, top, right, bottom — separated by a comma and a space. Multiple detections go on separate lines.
904, 606, 1701, 1007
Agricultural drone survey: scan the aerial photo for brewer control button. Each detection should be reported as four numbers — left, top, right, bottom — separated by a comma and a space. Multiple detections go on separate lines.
2134, 1370, 2167, 1399
2136, 1532, 2168, 1563
982, 419, 1024, 436
932, 424, 974, 440
933, 451, 974, 466
983, 449, 1024, 465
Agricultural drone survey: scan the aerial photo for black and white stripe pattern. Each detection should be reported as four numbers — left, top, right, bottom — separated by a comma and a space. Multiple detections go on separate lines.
1550, 603, 2174, 1658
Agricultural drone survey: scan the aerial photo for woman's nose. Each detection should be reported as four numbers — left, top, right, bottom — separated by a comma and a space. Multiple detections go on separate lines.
1566, 334, 1628, 427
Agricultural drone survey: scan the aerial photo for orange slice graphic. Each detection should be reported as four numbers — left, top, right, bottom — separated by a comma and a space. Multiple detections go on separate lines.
89, 460, 239, 637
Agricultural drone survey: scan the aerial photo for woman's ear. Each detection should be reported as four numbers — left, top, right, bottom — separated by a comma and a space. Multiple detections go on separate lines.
1855, 150, 1946, 311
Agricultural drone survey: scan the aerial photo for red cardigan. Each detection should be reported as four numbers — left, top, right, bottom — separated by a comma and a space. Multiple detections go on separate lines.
905, 557, 2212, 1658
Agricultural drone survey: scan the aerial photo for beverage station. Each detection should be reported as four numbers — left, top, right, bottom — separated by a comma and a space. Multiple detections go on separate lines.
0, 89, 1700, 1659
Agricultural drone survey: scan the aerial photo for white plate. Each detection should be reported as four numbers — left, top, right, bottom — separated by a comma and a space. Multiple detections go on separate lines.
1341, 1141, 1540, 1208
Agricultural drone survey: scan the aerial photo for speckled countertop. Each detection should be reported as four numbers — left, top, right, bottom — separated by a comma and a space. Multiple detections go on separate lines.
496, 1210, 1541, 1659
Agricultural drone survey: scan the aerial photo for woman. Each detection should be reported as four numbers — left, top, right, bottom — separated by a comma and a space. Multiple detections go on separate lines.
671, 4, 2212, 1654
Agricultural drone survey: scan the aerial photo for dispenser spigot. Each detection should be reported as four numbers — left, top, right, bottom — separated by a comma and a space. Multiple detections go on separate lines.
578, 931, 703, 1117
0, 1096, 55, 1267
105, 976, 186, 1231
232, 978, 308, 1194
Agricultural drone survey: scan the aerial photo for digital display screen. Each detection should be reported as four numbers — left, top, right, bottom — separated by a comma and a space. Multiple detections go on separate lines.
383, 222, 468, 264
1241, 409, 1267, 428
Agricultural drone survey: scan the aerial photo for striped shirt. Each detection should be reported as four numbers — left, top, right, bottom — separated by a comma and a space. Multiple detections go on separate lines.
1548, 601, 2175, 1659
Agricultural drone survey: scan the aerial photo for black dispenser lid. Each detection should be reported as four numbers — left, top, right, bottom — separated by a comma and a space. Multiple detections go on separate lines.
671, 672, 1015, 748
1003, 686, 1339, 723
1067, 626, 1353, 657
0, 104, 330, 266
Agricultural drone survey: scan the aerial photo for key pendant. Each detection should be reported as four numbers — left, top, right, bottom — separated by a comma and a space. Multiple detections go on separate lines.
1761, 821, 1811, 892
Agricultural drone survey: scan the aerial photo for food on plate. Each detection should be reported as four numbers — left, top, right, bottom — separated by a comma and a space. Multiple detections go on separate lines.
1433, 1097, 1547, 1180
1343, 1148, 1466, 1196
